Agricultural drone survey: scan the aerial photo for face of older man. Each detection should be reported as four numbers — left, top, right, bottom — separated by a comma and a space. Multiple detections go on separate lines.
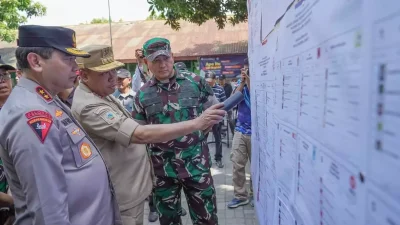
81, 68, 117, 97
0, 68, 13, 100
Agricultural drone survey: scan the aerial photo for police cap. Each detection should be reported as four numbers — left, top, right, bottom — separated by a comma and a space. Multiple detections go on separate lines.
17, 25, 90, 58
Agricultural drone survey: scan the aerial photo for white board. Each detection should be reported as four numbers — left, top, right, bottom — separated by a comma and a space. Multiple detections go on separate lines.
248, 0, 400, 224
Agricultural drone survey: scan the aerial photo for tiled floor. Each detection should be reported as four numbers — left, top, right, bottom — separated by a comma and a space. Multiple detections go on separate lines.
143, 134, 258, 225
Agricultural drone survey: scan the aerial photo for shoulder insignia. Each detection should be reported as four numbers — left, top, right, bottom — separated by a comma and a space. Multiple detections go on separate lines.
25, 110, 52, 119
55, 109, 63, 117
80, 143, 92, 159
27, 117, 53, 143
100, 111, 117, 124
71, 127, 82, 136
36, 86, 53, 102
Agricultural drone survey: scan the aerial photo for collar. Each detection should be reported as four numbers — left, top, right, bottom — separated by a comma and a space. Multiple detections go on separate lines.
18, 77, 54, 104
149, 70, 186, 87
78, 82, 105, 99
116, 88, 135, 98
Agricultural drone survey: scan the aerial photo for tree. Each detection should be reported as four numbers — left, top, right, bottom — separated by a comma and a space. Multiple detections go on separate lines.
147, 0, 247, 30
146, 13, 166, 20
90, 17, 110, 24
0, 0, 46, 42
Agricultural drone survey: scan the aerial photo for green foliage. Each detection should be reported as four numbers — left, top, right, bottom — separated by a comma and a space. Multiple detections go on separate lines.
90, 17, 110, 24
147, 0, 247, 30
146, 12, 166, 20
0, 0, 46, 42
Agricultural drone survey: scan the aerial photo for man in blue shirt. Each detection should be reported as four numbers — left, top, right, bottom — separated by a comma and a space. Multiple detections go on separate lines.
113, 68, 136, 112
205, 71, 227, 168
228, 58, 252, 209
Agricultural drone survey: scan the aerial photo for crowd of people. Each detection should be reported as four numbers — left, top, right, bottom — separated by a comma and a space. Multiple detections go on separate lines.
0, 24, 252, 225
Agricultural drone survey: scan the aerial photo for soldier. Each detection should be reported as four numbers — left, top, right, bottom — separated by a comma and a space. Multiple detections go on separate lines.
0, 25, 122, 225
71, 45, 225, 225
132, 37, 220, 225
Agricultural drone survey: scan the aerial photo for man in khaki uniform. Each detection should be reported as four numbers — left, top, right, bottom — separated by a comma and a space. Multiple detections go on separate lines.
71, 45, 225, 225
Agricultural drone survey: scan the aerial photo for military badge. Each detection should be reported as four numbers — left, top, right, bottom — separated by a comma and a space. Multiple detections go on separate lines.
80, 143, 92, 159
35, 86, 52, 102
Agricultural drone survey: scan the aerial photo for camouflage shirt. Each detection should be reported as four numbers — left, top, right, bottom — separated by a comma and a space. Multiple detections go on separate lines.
132, 70, 214, 179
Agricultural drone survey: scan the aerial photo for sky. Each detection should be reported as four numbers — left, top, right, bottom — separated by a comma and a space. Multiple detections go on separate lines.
27, 0, 151, 26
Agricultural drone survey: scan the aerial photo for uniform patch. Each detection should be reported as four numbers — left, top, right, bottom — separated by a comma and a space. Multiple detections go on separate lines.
55, 110, 63, 117
27, 117, 53, 143
25, 110, 52, 119
35, 86, 52, 102
71, 127, 82, 136
106, 112, 115, 120
61, 118, 73, 126
80, 143, 92, 159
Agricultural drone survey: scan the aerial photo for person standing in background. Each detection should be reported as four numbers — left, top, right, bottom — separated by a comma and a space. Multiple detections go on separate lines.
227, 57, 253, 209
218, 74, 235, 136
113, 68, 136, 112
132, 49, 151, 92
205, 71, 226, 168
0, 57, 15, 225
0, 57, 15, 110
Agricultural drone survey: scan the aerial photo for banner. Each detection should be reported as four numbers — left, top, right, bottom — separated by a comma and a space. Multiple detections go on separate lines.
199, 55, 246, 78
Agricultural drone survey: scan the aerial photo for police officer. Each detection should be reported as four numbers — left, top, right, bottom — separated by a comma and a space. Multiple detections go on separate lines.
132, 37, 220, 225
71, 45, 225, 225
0, 25, 122, 225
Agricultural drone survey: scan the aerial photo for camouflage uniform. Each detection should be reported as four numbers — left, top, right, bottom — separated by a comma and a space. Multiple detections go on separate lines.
132, 70, 218, 225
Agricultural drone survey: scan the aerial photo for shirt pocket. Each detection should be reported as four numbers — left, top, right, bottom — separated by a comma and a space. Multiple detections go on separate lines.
66, 126, 98, 168
142, 94, 164, 122
178, 96, 200, 119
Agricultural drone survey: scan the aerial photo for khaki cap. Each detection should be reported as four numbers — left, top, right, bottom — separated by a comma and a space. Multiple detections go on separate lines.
76, 45, 124, 72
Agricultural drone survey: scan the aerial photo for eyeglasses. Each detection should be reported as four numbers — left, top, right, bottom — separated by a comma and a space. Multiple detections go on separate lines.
0, 72, 11, 82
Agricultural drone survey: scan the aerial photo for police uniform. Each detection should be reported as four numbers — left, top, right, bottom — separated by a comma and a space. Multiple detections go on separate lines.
0, 25, 122, 225
132, 38, 219, 225
72, 45, 153, 225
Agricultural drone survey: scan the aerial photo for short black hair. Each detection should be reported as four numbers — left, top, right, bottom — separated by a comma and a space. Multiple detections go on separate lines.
15, 47, 54, 71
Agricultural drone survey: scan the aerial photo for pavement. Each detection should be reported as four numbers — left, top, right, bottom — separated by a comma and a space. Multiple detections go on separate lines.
143, 132, 258, 225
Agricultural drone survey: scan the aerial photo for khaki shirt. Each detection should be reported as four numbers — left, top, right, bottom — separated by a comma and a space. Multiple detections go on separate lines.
71, 83, 153, 211
0, 78, 121, 225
